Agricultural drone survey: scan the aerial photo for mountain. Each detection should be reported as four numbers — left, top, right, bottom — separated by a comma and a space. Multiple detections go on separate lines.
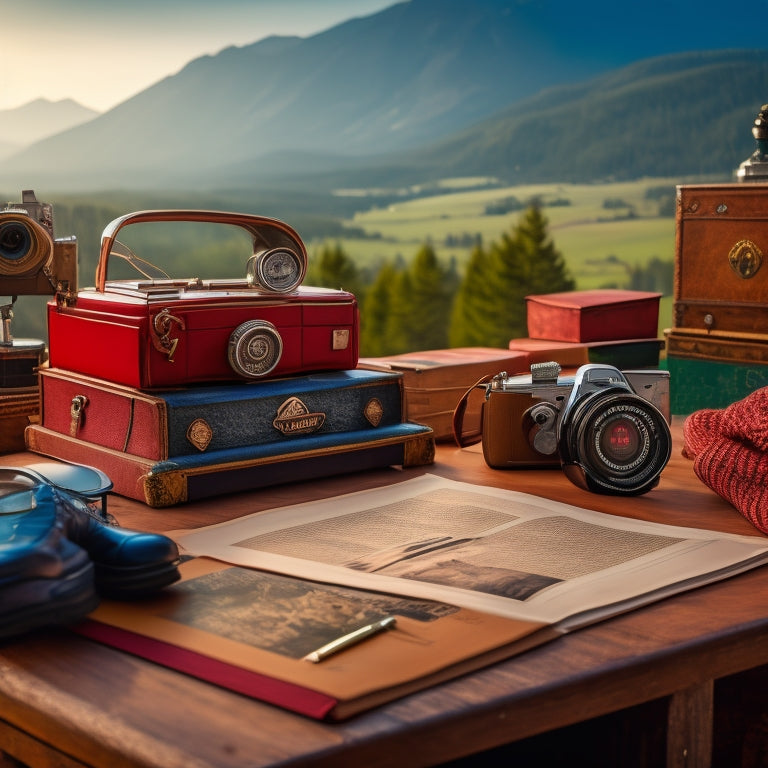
366, 49, 768, 185
3, 0, 767, 190
0, 98, 98, 160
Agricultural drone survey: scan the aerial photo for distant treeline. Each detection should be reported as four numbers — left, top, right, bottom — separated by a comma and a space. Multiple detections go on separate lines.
306, 205, 672, 356
5, 199, 672, 354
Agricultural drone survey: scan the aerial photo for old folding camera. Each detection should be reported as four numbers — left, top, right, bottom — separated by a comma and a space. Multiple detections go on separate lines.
47, 209, 359, 388
481, 362, 672, 495
0, 190, 77, 301
1, 190, 77, 388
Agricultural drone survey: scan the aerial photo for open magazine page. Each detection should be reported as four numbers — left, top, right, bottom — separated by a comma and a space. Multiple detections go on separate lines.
172, 475, 768, 628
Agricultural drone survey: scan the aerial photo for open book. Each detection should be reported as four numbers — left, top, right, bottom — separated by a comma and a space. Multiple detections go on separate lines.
76, 475, 768, 720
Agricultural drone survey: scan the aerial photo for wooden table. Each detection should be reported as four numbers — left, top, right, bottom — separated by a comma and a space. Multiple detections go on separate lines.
1, 421, 767, 768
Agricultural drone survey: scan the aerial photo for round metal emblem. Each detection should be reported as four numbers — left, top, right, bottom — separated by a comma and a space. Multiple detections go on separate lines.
247, 247, 304, 293
228, 319, 283, 378
728, 239, 763, 279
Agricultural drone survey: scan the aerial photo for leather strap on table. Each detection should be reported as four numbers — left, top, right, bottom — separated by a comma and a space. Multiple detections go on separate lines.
452, 375, 492, 448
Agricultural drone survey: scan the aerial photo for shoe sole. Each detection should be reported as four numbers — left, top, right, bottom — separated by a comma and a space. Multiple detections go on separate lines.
0, 560, 99, 640
94, 559, 182, 599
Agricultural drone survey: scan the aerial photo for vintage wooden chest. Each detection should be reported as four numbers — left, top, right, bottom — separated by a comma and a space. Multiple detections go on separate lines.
667, 182, 768, 412
674, 183, 768, 335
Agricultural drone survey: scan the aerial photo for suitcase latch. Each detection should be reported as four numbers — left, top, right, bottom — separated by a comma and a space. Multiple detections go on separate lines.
70, 395, 88, 437
151, 308, 185, 362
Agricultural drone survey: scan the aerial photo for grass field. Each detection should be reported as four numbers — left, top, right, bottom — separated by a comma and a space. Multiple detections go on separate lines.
308, 177, 681, 334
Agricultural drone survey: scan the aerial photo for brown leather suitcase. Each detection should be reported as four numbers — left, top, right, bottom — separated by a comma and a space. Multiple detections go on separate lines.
357, 347, 530, 440
674, 183, 768, 335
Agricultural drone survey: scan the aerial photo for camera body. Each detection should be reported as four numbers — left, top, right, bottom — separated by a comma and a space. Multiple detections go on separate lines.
0, 190, 77, 300
482, 362, 671, 495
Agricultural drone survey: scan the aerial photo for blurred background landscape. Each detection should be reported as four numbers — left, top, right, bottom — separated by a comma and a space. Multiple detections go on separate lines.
2, 0, 766, 354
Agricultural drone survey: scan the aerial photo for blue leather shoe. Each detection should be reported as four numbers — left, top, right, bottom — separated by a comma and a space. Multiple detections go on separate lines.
0, 469, 98, 640
12, 464, 181, 599
55, 491, 182, 598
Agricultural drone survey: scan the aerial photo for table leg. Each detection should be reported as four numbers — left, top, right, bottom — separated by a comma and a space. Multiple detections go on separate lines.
666, 679, 714, 768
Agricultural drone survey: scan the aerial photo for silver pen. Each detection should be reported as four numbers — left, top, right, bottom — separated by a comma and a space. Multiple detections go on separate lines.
303, 616, 397, 663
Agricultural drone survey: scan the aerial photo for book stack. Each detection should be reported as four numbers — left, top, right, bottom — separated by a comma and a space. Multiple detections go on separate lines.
24, 210, 435, 506
508, 289, 665, 370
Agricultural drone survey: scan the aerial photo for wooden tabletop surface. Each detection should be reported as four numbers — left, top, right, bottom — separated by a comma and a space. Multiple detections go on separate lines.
1, 419, 767, 768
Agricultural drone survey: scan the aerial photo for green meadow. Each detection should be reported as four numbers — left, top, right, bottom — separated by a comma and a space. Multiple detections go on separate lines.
309, 177, 681, 335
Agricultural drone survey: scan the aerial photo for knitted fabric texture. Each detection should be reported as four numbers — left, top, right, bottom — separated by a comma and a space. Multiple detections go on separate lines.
694, 437, 768, 534
682, 408, 725, 460
721, 386, 768, 452
682, 386, 768, 535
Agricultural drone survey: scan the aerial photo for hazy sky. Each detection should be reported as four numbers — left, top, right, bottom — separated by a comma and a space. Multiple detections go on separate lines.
0, 0, 397, 112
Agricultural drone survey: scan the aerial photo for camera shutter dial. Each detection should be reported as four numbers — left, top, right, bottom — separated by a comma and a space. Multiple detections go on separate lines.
246, 247, 304, 294
228, 319, 283, 378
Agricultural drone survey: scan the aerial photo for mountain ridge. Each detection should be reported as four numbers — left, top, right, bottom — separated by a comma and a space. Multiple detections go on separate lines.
0, 98, 98, 160
2, 0, 767, 190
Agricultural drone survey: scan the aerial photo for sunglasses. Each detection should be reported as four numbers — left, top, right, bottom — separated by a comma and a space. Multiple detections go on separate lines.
0, 463, 112, 517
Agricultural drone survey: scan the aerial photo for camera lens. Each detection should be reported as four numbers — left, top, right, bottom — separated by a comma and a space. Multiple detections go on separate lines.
0, 213, 52, 276
0, 222, 32, 260
599, 416, 643, 466
560, 392, 671, 495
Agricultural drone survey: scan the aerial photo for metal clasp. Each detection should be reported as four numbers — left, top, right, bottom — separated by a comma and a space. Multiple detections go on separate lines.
151, 308, 185, 362
70, 395, 88, 436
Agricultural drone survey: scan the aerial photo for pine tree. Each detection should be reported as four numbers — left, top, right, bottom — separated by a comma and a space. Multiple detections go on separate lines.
360, 261, 400, 357
483, 229, 528, 347
514, 204, 575, 298
449, 241, 498, 346
448, 204, 575, 348
399, 243, 457, 351
306, 242, 364, 300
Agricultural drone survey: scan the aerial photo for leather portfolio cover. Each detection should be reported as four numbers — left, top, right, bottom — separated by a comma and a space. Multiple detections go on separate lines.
24, 422, 436, 507
38, 367, 406, 461
73, 558, 553, 721
525, 289, 661, 343
357, 347, 530, 440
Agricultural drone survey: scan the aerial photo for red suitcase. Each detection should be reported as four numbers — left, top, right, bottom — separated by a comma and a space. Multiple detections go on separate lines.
47, 209, 359, 388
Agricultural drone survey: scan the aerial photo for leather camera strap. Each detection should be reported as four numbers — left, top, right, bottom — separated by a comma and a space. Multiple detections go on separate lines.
452, 374, 493, 448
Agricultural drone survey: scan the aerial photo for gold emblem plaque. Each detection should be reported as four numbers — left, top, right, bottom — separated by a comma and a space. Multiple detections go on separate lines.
728, 239, 763, 279
186, 418, 213, 451
273, 396, 326, 435
364, 398, 384, 427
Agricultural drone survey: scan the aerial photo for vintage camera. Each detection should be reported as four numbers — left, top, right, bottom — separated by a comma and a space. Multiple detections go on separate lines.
0, 190, 77, 300
0, 191, 77, 389
482, 362, 672, 496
